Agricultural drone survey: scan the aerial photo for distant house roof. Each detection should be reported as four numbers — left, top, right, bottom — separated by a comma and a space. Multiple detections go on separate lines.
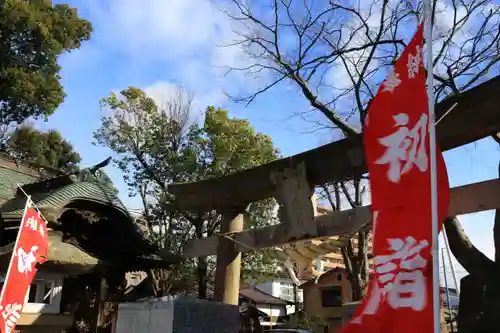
316, 204, 333, 214
299, 267, 347, 289
440, 286, 458, 294
240, 285, 291, 305
204, 283, 292, 306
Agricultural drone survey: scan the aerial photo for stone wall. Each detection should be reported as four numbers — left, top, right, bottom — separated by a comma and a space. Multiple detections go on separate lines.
115, 298, 240, 333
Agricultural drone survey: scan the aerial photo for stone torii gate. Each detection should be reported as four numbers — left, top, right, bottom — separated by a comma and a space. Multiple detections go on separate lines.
169, 75, 500, 305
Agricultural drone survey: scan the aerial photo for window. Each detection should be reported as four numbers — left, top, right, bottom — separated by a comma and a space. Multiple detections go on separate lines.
23, 278, 63, 314
279, 282, 294, 302
0, 275, 63, 314
321, 286, 342, 307
28, 281, 52, 304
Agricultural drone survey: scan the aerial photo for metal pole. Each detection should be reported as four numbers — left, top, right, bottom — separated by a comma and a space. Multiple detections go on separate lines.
442, 225, 460, 297
423, 0, 441, 331
442, 249, 455, 332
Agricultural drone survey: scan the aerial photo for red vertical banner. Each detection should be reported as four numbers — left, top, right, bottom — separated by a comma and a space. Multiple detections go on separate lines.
0, 198, 49, 333
341, 23, 450, 333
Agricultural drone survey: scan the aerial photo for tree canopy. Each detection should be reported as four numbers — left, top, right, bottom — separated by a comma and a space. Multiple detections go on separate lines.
94, 87, 281, 296
0, 0, 92, 126
4, 125, 118, 194
6, 125, 81, 171
224, 0, 500, 134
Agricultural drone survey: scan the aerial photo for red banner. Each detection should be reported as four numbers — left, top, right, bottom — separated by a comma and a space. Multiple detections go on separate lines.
341, 23, 450, 333
0, 199, 49, 333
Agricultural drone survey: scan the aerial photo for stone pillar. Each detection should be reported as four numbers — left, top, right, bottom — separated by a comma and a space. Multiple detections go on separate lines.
214, 211, 244, 305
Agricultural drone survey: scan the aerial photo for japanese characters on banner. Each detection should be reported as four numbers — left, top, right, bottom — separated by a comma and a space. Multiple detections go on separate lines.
0, 199, 49, 333
340, 23, 450, 333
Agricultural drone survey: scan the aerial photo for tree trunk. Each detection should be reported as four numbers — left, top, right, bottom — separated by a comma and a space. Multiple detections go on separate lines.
341, 235, 370, 301
339, 179, 370, 301
197, 257, 208, 298
63, 274, 101, 333
293, 283, 298, 311
444, 137, 500, 332
444, 139, 499, 278
444, 217, 496, 278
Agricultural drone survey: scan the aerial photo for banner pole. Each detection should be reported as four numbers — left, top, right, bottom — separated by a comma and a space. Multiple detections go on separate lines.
17, 184, 49, 225
442, 249, 455, 332
423, 0, 441, 332
442, 225, 460, 297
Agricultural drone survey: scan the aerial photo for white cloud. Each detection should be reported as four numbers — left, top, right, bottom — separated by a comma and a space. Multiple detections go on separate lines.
80, 0, 259, 111
326, 62, 354, 91
144, 80, 227, 122
92, 0, 223, 59
80, 0, 499, 124
144, 81, 180, 105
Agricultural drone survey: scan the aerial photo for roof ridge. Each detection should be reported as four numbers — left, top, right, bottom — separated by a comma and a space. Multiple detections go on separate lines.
0, 153, 113, 183
239, 285, 292, 305
242, 284, 284, 301
0, 152, 61, 174
20, 158, 114, 196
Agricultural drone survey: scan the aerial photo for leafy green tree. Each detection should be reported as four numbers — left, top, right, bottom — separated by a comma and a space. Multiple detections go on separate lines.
6, 125, 81, 171
87, 169, 120, 195
5, 125, 119, 194
0, 0, 92, 126
94, 87, 281, 297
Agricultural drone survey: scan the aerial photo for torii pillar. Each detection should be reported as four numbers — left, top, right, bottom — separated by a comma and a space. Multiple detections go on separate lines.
213, 210, 244, 304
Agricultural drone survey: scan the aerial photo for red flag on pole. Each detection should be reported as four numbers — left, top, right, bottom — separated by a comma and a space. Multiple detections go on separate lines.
340, 23, 450, 333
0, 198, 49, 333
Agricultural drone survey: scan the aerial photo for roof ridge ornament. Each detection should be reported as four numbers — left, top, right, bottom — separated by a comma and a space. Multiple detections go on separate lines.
86, 156, 112, 175
19, 157, 114, 195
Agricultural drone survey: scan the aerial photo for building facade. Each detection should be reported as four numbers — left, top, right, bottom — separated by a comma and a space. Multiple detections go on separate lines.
256, 278, 304, 314
239, 284, 292, 328
299, 268, 353, 333
0, 154, 181, 333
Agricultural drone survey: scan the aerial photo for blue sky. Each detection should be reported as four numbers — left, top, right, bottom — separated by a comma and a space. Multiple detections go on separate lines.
34, 0, 499, 283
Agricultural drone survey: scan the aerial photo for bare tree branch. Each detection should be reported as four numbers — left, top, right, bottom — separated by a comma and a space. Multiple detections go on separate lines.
221, 0, 500, 298
221, 0, 500, 129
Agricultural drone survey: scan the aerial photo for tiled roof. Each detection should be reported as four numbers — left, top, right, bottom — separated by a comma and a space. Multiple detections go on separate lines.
0, 181, 129, 220
239, 285, 291, 305
203, 283, 291, 305
0, 153, 128, 220
0, 164, 40, 204
298, 267, 347, 289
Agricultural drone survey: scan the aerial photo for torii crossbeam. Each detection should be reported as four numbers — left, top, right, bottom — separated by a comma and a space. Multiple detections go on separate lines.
169, 75, 500, 304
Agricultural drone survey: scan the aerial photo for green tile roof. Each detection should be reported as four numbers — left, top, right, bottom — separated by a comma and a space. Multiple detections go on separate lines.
0, 165, 39, 203
0, 159, 128, 219
0, 181, 129, 219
